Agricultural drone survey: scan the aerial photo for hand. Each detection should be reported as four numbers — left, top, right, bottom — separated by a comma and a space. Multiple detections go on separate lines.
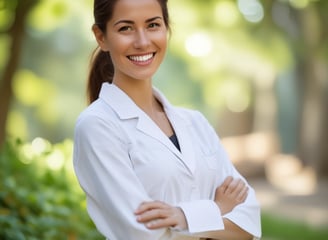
215, 176, 248, 215
135, 201, 187, 230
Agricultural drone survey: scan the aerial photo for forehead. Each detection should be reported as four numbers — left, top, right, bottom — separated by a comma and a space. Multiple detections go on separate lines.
111, 0, 162, 22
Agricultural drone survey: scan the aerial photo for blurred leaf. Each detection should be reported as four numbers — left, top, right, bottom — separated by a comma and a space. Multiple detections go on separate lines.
28, 0, 71, 32
13, 69, 48, 106
0, 0, 18, 31
0, 139, 103, 239
6, 110, 28, 141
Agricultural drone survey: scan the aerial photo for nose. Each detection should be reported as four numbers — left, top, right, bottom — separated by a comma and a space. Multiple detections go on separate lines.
133, 30, 150, 49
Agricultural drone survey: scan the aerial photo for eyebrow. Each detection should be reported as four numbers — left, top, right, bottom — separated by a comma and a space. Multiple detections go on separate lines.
114, 16, 163, 26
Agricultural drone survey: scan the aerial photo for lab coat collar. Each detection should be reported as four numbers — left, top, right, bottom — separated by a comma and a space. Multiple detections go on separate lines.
99, 82, 196, 174
99, 83, 141, 119
99, 82, 190, 124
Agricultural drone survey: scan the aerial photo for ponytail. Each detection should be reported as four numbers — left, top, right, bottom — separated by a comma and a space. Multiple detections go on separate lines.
87, 47, 114, 104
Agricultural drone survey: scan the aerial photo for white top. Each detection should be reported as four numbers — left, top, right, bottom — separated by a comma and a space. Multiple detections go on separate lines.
73, 83, 261, 240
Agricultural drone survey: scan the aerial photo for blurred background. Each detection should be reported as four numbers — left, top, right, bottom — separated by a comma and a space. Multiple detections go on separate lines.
0, 0, 327, 239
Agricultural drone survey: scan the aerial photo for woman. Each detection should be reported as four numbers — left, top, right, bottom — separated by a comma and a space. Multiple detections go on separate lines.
73, 0, 261, 239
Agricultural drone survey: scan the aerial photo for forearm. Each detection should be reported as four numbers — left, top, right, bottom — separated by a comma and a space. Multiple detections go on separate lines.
196, 218, 253, 240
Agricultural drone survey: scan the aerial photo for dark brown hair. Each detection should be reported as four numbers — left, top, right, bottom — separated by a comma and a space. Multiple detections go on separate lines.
87, 0, 170, 104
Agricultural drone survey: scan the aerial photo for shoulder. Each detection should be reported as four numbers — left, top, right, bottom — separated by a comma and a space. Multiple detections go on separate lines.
74, 99, 122, 138
76, 99, 117, 124
173, 106, 210, 128
173, 106, 222, 149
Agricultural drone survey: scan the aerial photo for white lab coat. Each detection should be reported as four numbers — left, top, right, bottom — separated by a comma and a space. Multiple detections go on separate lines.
73, 83, 261, 240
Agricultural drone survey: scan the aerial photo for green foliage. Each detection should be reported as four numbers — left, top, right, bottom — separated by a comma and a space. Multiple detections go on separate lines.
262, 212, 328, 240
0, 139, 103, 240
1, 138, 327, 239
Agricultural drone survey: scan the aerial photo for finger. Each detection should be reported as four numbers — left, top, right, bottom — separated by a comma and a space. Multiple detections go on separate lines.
236, 186, 249, 203
220, 176, 233, 193
135, 201, 166, 214
230, 179, 246, 197
144, 207, 186, 230
226, 178, 240, 194
136, 207, 170, 223
145, 217, 176, 229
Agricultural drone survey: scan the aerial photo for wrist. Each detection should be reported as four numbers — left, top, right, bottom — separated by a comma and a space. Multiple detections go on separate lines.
215, 202, 227, 216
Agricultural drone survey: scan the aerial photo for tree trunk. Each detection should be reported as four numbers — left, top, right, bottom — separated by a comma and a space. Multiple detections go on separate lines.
0, 0, 39, 147
296, 4, 328, 177
319, 85, 328, 176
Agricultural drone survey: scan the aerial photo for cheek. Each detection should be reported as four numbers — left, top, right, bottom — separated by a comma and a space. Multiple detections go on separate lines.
161, 37, 168, 50
155, 32, 168, 50
107, 35, 130, 53
107, 44, 129, 66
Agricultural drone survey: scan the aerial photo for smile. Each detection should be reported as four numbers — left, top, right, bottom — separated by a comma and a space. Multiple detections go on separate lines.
128, 53, 155, 63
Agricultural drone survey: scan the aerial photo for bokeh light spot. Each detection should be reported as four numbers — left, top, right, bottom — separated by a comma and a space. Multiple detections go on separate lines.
289, 0, 310, 9
185, 33, 212, 57
31, 137, 51, 155
215, 1, 239, 27
6, 111, 28, 141
46, 149, 65, 170
238, 0, 264, 23
13, 70, 45, 106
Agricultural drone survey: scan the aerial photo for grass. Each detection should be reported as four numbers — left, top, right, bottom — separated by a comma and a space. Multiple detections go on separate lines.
261, 212, 328, 240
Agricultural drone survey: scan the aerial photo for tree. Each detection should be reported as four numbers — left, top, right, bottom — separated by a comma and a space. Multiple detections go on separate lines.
295, 2, 328, 176
1, 0, 327, 177
168, 0, 328, 177
0, 0, 40, 147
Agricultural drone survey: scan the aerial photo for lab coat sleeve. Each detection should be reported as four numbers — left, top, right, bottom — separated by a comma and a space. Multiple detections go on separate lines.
73, 114, 167, 240
199, 111, 262, 238
219, 149, 262, 238
172, 110, 261, 238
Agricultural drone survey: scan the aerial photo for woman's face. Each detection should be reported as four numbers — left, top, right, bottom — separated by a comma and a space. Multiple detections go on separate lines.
94, 0, 168, 84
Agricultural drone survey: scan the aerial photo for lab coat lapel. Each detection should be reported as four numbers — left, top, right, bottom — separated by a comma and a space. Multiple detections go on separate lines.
154, 89, 197, 174
99, 83, 196, 174
135, 115, 183, 160
166, 110, 196, 174
136, 110, 197, 175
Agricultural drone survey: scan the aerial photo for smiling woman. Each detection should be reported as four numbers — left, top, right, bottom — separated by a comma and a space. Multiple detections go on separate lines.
92, 0, 168, 86
73, 0, 262, 240
86, 0, 170, 103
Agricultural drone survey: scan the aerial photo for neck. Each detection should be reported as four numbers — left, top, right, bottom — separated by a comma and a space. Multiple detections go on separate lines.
113, 79, 163, 114
112, 78, 173, 137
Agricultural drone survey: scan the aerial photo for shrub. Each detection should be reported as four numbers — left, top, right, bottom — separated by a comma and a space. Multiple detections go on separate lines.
0, 138, 103, 240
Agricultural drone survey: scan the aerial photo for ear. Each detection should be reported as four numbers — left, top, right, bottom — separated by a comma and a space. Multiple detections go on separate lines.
92, 24, 110, 51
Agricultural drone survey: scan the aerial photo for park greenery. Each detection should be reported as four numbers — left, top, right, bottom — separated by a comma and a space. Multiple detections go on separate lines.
1, 0, 327, 174
1, 139, 328, 239
0, 0, 328, 239
0, 138, 103, 239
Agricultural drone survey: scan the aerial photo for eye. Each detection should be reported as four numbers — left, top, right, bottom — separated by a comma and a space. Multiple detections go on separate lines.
118, 26, 133, 32
148, 22, 161, 29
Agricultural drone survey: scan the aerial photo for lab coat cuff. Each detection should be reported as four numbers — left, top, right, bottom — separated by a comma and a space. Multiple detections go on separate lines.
177, 200, 224, 233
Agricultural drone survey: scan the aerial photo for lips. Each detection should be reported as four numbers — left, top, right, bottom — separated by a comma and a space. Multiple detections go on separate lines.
127, 53, 155, 63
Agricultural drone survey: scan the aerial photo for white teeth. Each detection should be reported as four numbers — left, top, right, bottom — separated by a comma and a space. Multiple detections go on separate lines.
129, 54, 153, 62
